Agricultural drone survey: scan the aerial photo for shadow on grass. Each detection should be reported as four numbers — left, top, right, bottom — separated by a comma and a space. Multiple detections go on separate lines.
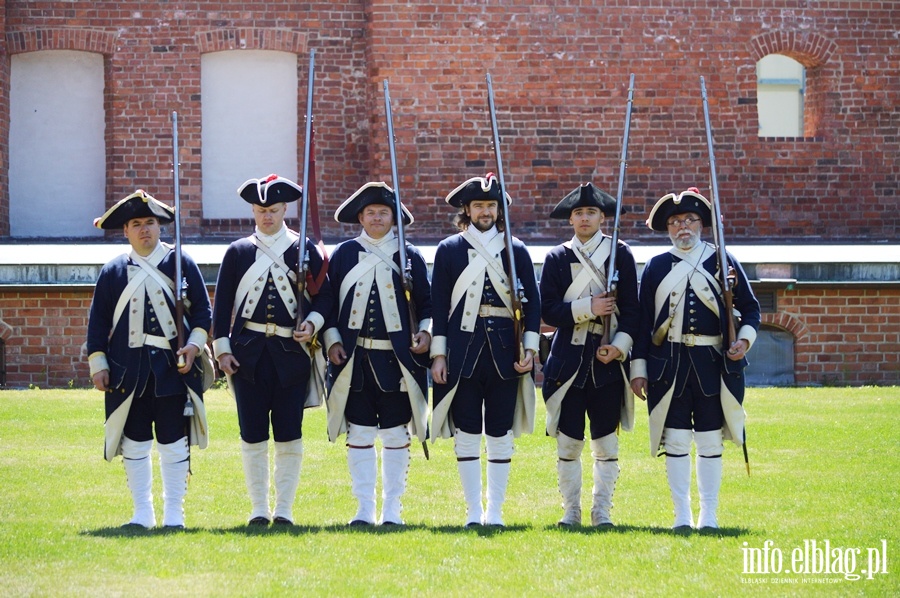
82, 522, 533, 537
82, 522, 750, 538
539, 523, 752, 537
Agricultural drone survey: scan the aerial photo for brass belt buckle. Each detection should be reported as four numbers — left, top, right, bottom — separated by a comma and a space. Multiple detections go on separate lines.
683, 334, 695, 347
265, 322, 277, 337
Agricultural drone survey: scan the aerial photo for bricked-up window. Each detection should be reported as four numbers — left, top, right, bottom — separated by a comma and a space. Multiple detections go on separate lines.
745, 325, 795, 387
757, 54, 805, 138
201, 50, 299, 219
9, 50, 106, 237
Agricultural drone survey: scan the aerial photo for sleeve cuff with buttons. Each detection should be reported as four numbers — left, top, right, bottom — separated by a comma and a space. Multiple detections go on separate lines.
570, 296, 595, 323
89, 352, 109, 377
322, 327, 343, 351
630, 358, 647, 381
430, 335, 447, 358
212, 337, 232, 359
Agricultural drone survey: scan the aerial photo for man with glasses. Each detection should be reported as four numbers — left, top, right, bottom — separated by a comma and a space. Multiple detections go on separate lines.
629, 188, 760, 530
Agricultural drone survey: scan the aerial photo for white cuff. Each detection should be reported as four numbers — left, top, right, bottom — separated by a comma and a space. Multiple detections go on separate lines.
418, 318, 433, 334
430, 335, 447, 357
738, 325, 758, 350
305, 311, 325, 335
570, 296, 594, 323
630, 358, 647, 381
212, 337, 232, 359
523, 330, 540, 354
89, 352, 109, 377
323, 327, 342, 350
611, 331, 633, 361
187, 328, 208, 350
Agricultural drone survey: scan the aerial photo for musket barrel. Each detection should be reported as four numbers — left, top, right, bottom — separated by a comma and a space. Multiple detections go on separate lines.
383, 80, 408, 276
486, 73, 524, 360
700, 76, 730, 295
171, 111, 186, 366
606, 73, 635, 297
297, 50, 316, 328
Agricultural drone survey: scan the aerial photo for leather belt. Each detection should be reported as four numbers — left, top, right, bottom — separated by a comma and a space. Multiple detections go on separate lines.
356, 337, 394, 351
676, 334, 722, 347
244, 321, 294, 338
478, 305, 512, 319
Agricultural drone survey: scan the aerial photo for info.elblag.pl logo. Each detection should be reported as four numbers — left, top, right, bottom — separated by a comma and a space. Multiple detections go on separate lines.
741, 539, 889, 583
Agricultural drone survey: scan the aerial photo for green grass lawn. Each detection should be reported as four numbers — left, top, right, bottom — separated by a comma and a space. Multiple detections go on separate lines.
1, 386, 897, 596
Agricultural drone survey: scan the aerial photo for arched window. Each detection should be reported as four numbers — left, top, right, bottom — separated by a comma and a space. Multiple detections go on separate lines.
9, 50, 106, 237
745, 324, 795, 387
201, 50, 299, 219
756, 54, 805, 138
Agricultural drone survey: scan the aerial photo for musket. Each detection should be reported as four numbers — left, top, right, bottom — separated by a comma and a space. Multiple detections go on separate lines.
383, 80, 418, 342
171, 111, 187, 370
600, 73, 636, 348
172, 111, 194, 418
701, 76, 748, 475
296, 49, 316, 331
485, 73, 525, 362
700, 76, 737, 346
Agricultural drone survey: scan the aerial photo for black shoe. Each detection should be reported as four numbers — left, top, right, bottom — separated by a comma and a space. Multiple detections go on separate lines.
348, 519, 373, 527
464, 521, 482, 529
272, 516, 294, 526
121, 522, 151, 530
163, 524, 185, 531
248, 516, 271, 527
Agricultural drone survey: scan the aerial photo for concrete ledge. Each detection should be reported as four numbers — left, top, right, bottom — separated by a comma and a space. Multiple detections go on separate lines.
1, 243, 898, 287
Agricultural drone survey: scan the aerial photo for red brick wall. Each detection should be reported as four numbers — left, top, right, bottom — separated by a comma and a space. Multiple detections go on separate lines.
1, 287, 897, 388
1, 1, 897, 244
764, 288, 900, 386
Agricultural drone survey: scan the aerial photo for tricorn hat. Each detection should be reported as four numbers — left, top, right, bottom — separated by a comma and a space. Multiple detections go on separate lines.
334, 182, 413, 225
445, 173, 512, 208
93, 190, 175, 229
238, 174, 302, 206
550, 183, 622, 219
646, 187, 712, 232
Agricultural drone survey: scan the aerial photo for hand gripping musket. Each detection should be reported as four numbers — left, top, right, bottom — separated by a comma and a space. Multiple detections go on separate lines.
296, 49, 316, 332
384, 80, 429, 460
700, 76, 749, 475
485, 73, 525, 362
383, 80, 418, 342
600, 73, 636, 348
172, 111, 193, 417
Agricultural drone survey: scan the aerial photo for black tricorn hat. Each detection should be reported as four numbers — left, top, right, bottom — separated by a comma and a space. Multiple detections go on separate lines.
334, 182, 413, 225
646, 187, 713, 232
550, 183, 622, 219
445, 173, 512, 208
93, 190, 175, 230
238, 174, 302, 206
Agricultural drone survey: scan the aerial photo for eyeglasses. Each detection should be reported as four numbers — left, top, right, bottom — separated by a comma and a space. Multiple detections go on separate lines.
666, 216, 701, 228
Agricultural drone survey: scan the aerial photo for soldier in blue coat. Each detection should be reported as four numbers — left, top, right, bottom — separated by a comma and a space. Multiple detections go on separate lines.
87, 190, 212, 529
323, 182, 432, 526
630, 188, 760, 529
540, 183, 639, 527
430, 174, 541, 527
212, 175, 333, 526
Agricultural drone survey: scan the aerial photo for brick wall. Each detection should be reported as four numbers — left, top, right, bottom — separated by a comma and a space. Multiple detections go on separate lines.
1, 1, 897, 243
1, 286, 897, 388
767, 288, 900, 386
